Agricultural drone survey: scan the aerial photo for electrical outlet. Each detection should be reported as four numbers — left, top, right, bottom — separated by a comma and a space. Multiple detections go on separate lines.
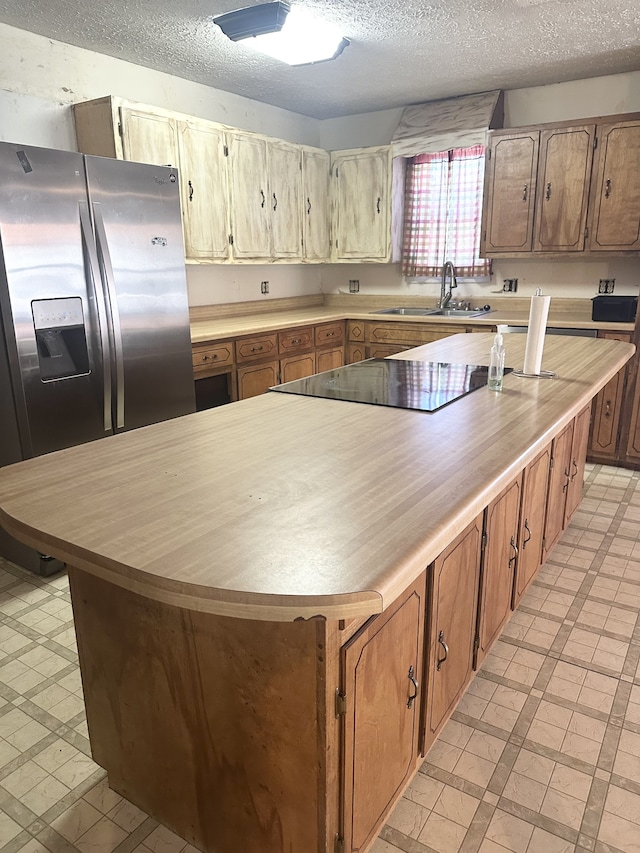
598, 279, 615, 294
260, 281, 269, 295
349, 279, 360, 293
503, 279, 518, 293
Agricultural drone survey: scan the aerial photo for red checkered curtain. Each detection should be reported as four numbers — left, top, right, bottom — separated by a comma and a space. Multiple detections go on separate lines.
401, 145, 491, 278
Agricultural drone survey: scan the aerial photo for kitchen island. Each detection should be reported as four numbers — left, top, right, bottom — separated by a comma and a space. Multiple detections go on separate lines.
0, 333, 634, 853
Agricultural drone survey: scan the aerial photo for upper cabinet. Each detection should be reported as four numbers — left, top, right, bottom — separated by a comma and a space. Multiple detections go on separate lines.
301, 148, 331, 261
331, 146, 392, 262
73, 96, 326, 265
587, 119, 640, 251
481, 113, 640, 257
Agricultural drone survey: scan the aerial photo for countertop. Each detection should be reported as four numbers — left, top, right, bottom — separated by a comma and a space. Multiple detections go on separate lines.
189, 295, 635, 343
0, 334, 633, 621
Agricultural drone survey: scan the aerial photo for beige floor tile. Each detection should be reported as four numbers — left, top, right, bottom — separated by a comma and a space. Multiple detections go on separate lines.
386, 796, 429, 838
548, 763, 592, 802
1, 759, 50, 798
526, 825, 574, 853
427, 739, 463, 773
432, 785, 480, 827
485, 810, 534, 853
404, 773, 444, 811
418, 811, 467, 853
511, 749, 555, 785
0, 811, 23, 847
143, 824, 189, 853
598, 811, 640, 853
539, 787, 585, 830
452, 749, 497, 788
21, 774, 70, 816
370, 840, 403, 853
502, 771, 547, 810
51, 799, 103, 842
75, 815, 129, 853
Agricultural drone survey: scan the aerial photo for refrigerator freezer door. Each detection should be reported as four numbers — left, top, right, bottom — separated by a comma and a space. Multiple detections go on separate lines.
84, 156, 195, 430
0, 144, 111, 459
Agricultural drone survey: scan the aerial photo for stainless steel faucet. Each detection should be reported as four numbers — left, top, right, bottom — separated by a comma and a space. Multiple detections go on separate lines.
439, 261, 457, 308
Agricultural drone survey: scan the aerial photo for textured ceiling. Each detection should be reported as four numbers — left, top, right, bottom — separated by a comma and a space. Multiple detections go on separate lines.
1, 0, 639, 119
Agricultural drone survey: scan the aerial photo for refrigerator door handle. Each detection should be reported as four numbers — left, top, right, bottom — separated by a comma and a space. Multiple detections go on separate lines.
92, 203, 125, 430
79, 200, 113, 434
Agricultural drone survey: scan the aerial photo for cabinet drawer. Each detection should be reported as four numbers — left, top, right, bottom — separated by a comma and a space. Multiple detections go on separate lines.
367, 322, 459, 346
235, 333, 278, 364
347, 320, 365, 342
315, 321, 344, 347
278, 326, 314, 355
192, 342, 234, 374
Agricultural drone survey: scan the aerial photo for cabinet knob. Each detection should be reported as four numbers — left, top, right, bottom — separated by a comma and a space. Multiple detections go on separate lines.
436, 630, 449, 671
406, 665, 418, 709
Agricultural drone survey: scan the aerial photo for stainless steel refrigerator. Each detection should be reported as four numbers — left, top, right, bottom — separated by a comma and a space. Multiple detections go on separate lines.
0, 142, 196, 575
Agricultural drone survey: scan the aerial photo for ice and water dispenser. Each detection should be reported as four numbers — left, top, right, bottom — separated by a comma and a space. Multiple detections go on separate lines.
31, 297, 90, 380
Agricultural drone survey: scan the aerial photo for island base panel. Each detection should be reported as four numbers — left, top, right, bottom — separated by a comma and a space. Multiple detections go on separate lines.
69, 569, 339, 853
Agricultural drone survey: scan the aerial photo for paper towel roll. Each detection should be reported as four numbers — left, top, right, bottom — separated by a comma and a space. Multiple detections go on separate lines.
523, 290, 551, 375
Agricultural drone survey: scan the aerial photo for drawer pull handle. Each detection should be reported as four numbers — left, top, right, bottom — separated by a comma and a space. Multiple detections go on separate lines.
522, 183, 528, 201
260, 189, 265, 208
436, 631, 448, 671
307, 197, 311, 215
273, 192, 278, 211
407, 665, 418, 709
546, 182, 552, 200
292, 338, 301, 344
562, 468, 570, 493
523, 519, 532, 548
376, 196, 381, 214
605, 178, 612, 198
570, 459, 578, 481
188, 180, 194, 201
605, 400, 611, 417
251, 345, 264, 352
202, 353, 218, 361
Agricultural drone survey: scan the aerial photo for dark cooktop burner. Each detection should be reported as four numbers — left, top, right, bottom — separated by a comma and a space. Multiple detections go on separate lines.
270, 359, 510, 412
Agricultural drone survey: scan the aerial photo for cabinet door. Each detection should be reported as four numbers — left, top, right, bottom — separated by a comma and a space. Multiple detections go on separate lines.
513, 447, 551, 607
302, 148, 330, 260
280, 352, 315, 383
228, 133, 271, 259
332, 148, 390, 261
316, 346, 344, 373
534, 125, 594, 252
565, 406, 591, 525
476, 478, 522, 667
268, 141, 302, 258
481, 132, 539, 253
588, 332, 631, 461
346, 344, 366, 364
424, 516, 482, 753
120, 108, 179, 167
236, 361, 279, 399
588, 120, 640, 251
542, 422, 574, 561
625, 364, 640, 463
341, 575, 425, 853
178, 121, 230, 261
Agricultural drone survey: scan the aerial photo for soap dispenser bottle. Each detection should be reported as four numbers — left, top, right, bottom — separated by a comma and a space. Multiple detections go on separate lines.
488, 332, 505, 391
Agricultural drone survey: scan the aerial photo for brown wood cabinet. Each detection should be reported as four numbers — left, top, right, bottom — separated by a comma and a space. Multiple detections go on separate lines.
475, 478, 522, 668
423, 516, 483, 754
513, 446, 551, 607
587, 119, 640, 251
236, 360, 280, 399
588, 332, 632, 462
543, 406, 591, 560
482, 112, 640, 257
341, 574, 425, 853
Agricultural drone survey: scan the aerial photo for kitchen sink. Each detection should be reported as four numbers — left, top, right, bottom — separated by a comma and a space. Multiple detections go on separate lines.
428, 308, 492, 317
372, 306, 492, 318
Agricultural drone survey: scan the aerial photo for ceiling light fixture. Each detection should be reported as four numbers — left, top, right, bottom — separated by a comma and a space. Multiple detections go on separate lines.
213, 2, 349, 66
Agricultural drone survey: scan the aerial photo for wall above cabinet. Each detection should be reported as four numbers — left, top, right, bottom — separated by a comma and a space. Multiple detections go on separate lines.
480, 111, 640, 258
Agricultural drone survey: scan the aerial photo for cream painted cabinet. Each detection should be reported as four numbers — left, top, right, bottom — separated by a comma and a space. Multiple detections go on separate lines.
120, 107, 180, 168
178, 121, 230, 261
229, 133, 303, 260
331, 146, 391, 261
269, 141, 303, 258
228, 133, 271, 259
302, 147, 330, 261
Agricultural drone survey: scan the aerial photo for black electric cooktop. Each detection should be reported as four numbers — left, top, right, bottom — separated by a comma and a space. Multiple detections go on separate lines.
270, 359, 511, 412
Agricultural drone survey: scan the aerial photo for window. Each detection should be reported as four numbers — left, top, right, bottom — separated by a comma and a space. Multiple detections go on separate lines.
401, 145, 490, 278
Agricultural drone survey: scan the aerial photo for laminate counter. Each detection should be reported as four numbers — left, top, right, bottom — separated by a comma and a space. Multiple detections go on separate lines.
0, 334, 632, 621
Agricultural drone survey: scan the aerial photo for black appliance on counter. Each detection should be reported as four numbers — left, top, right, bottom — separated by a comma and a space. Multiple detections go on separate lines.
591, 295, 638, 323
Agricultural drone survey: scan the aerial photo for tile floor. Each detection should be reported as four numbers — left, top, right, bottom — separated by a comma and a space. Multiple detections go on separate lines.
0, 464, 639, 853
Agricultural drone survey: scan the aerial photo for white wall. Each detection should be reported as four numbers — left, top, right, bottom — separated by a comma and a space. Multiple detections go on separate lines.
1, 22, 639, 305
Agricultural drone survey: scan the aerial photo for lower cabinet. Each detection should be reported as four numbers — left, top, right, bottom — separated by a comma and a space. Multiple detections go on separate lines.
236, 360, 279, 399
341, 574, 425, 853
422, 516, 483, 753
475, 478, 522, 668
513, 446, 551, 607
543, 405, 591, 561
588, 331, 632, 463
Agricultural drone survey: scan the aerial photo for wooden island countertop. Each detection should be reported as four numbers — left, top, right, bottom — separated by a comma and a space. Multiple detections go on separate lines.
0, 333, 633, 622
